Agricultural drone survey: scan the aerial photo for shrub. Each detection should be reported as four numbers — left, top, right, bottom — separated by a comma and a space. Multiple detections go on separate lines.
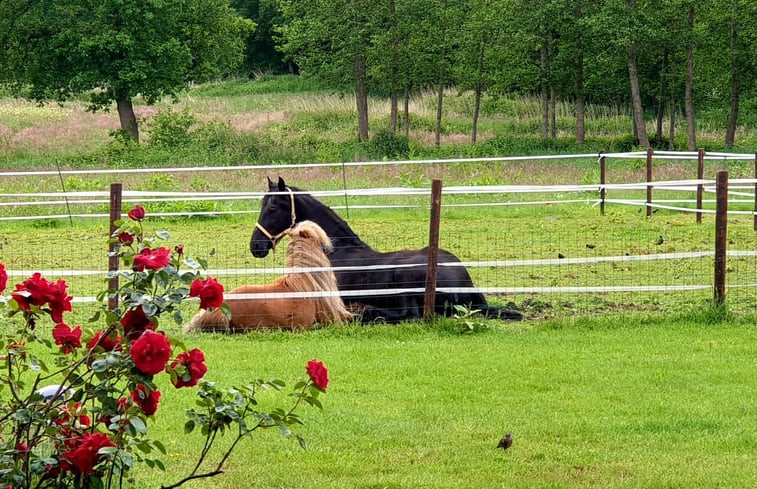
366, 129, 410, 160
147, 109, 198, 149
0, 207, 328, 489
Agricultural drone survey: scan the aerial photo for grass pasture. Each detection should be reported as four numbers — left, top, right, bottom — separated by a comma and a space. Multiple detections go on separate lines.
2, 194, 756, 488
135, 319, 756, 488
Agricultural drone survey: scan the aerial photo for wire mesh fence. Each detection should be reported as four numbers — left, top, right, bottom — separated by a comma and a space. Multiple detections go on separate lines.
1, 152, 756, 326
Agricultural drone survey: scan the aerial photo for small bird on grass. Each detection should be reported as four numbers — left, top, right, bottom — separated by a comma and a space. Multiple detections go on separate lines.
557, 253, 565, 259
496, 433, 513, 451
586, 243, 596, 249
655, 236, 665, 245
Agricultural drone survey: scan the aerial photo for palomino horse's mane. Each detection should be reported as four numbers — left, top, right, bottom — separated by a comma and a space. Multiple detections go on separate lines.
281, 220, 351, 323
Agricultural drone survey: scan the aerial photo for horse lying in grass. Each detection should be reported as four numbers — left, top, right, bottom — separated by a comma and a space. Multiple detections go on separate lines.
185, 220, 352, 332
250, 177, 523, 323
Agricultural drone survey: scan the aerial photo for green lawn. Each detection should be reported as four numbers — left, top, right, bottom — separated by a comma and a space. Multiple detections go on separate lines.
128, 317, 756, 489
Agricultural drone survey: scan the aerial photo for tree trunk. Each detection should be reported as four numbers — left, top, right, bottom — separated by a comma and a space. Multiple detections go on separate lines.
725, 0, 739, 150
403, 83, 411, 139
434, 0, 447, 149
574, 1, 585, 144
655, 104, 664, 143
685, 3, 696, 150
472, 37, 485, 144
354, 54, 369, 142
549, 88, 557, 139
576, 93, 585, 144
389, 0, 398, 133
655, 50, 669, 144
668, 98, 675, 150
540, 43, 549, 139
627, 41, 649, 147
116, 97, 139, 143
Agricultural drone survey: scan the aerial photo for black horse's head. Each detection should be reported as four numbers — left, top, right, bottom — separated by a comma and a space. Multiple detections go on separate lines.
250, 177, 298, 258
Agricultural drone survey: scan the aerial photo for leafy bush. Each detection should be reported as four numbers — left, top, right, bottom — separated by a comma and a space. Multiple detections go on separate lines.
147, 109, 198, 149
0, 207, 328, 489
366, 129, 410, 160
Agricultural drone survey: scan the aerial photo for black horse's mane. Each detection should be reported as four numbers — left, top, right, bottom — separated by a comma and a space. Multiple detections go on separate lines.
286, 185, 371, 250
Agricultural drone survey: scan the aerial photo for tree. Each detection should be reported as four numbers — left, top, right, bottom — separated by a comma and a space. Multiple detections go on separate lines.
1, 0, 253, 142
232, 0, 290, 74
725, 0, 741, 149
277, 0, 376, 141
625, 0, 650, 147
684, 1, 696, 150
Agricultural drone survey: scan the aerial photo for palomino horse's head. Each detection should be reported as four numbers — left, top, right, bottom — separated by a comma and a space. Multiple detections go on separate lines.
251, 177, 297, 258
286, 220, 333, 257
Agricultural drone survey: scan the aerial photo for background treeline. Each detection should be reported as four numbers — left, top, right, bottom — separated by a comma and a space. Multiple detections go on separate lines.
0, 0, 755, 164
235, 0, 757, 149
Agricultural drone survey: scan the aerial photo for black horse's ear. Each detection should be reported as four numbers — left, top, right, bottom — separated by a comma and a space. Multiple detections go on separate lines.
277, 176, 287, 191
267, 176, 274, 187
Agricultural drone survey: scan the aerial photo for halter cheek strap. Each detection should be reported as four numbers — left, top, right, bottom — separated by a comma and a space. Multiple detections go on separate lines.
255, 187, 296, 251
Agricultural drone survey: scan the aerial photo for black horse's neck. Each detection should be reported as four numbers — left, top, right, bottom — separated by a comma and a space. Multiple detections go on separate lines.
295, 193, 371, 250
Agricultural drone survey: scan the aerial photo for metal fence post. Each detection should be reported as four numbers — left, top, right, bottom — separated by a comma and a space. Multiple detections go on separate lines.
108, 183, 122, 310
646, 147, 653, 217
599, 150, 606, 216
714, 171, 728, 306
424, 179, 442, 320
696, 148, 704, 224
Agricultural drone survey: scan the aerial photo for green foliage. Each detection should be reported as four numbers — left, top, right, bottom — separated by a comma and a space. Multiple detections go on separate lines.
189, 75, 324, 97
451, 304, 489, 334
148, 109, 198, 149
365, 129, 410, 160
0, 0, 253, 139
0, 211, 327, 488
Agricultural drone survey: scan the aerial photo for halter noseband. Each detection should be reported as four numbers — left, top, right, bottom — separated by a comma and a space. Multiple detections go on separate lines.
255, 186, 296, 251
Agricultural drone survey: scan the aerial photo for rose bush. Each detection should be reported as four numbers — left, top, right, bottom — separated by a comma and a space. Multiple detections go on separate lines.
0, 206, 329, 489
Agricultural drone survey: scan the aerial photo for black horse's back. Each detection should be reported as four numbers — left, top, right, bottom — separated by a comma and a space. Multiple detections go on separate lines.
251, 177, 523, 323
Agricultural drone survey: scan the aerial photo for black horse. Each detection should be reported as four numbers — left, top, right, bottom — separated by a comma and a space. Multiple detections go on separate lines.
250, 177, 522, 323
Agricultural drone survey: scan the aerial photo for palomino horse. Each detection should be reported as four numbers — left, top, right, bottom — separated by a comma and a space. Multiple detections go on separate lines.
250, 177, 523, 323
186, 220, 352, 332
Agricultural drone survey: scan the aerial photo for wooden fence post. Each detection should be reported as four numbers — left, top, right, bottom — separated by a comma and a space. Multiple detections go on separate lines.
646, 147, 653, 217
714, 171, 728, 306
108, 183, 122, 310
599, 150, 606, 216
424, 179, 442, 320
696, 148, 704, 224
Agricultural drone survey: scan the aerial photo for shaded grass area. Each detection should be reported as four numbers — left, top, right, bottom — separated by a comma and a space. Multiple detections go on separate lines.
124, 317, 757, 489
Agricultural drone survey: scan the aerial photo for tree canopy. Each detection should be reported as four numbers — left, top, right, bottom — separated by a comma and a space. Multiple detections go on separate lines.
0, 0, 254, 141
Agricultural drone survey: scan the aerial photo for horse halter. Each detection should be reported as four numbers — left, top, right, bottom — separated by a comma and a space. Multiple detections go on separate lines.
255, 186, 296, 251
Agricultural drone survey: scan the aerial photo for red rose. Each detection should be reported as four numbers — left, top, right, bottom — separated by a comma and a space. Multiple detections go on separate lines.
306, 359, 329, 390
52, 323, 82, 354
127, 205, 145, 221
169, 349, 207, 388
16, 442, 29, 453
133, 247, 171, 272
0, 262, 7, 294
87, 330, 122, 351
130, 330, 171, 376
46, 279, 73, 323
62, 432, 115, 474
189, 277, 224, 310
174, 244, 184, 255
131, 384, 161, 415
117, 232, 134, 244
120, 307, 156, 338
12, 273, 72, 323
